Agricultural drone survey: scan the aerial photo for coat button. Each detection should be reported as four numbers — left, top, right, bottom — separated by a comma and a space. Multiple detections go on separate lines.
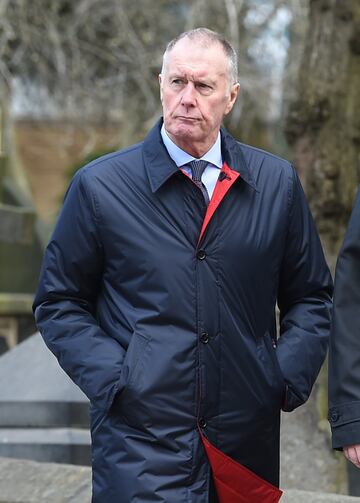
330, 411, 339, 423
197, 249, 206, 260
199, 418, 207, 429
200, 332, 209, 344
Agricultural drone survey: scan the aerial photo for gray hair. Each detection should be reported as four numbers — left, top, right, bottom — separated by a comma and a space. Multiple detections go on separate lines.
161, 28, 238, 84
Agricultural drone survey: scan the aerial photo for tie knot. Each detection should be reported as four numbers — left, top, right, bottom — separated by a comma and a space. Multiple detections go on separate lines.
189, 160, 208, 183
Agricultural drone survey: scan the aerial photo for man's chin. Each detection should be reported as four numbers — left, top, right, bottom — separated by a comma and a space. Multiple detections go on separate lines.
169, 123, 201, 140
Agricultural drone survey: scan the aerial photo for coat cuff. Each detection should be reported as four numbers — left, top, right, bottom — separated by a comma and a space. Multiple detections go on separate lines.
282, 384, 306, 412
329, 402, 360, 449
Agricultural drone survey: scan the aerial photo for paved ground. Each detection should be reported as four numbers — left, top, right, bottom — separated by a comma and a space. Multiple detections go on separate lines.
0, 456, 357, 503
0, 457, 91, 503
280, 380, 347, 494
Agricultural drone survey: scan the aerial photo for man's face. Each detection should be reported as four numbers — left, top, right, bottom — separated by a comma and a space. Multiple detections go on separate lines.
159, 38, 240, 158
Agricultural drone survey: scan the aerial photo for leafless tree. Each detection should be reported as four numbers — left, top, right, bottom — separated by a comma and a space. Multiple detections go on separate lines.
0, 0, 302, 149
285, 0, 360, 261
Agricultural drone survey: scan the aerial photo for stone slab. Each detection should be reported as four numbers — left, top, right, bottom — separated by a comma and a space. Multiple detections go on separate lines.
0, 428, 90, 444
0, 428, 90, 466
0, 203, 35, 245
0, 333, 89, 427
0, 401, 89, 428
0, 293, 33, 315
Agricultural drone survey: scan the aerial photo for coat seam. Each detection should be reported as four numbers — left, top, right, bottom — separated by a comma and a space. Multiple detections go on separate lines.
78, 170, 104, 246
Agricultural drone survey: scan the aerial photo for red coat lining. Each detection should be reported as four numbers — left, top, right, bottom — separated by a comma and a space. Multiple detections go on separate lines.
197, 163, 240, 246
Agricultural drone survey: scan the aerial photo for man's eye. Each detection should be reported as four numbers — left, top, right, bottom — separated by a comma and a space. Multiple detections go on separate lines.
197, 83, 212, 93
172, 79, 184, 85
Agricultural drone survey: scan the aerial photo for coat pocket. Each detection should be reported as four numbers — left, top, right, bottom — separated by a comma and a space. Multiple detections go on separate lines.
258, 332, 286, 400
121, 331, 151, 390
110, 332, 151, 425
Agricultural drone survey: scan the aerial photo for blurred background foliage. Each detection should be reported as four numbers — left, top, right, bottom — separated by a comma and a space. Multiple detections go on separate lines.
0, 0, 306, 223
0, 0, 359, 257
0, 0, 305, 145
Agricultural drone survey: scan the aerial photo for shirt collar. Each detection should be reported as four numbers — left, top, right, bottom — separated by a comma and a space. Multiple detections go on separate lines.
160, 125, 222, 169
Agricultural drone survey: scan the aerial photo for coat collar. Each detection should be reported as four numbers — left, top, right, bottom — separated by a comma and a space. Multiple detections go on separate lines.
143, 118, 257, 193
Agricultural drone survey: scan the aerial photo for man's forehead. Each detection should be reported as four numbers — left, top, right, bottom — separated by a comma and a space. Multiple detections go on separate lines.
165, 40, 228, 76
167, 65, 225, 81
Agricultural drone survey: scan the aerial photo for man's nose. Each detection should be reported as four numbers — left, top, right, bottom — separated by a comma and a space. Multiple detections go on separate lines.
181, 83, 196, 106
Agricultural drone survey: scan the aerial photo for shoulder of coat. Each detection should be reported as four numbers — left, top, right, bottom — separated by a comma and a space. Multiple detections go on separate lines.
76, 141, 144, 179
239, 142, 290, 168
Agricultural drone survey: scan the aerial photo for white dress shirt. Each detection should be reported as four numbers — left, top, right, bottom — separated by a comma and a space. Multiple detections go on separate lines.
161, 125, 222, 199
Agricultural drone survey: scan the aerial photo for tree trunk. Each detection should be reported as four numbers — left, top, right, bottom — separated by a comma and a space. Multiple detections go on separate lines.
284, 0, 360, 495
285, 0, 360, 266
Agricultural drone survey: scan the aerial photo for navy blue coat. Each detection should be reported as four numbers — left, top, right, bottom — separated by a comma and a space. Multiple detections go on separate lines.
34, 120, 333, 502
328, 187, 360, 449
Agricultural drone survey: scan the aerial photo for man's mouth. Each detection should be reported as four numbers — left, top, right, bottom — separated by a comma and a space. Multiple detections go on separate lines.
176, 116, 200, 122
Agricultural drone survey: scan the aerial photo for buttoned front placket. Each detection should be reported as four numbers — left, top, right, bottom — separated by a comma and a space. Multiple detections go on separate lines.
192, 162, 241, 482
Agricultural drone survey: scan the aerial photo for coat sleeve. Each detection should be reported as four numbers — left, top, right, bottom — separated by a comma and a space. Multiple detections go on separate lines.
328, 187, 360, 449
276, 167, 333, 412
33, 168, 125, 412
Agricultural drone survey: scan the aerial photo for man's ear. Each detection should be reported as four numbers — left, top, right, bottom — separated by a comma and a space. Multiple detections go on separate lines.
159, 74, 163, 102
225, 82, 240, 116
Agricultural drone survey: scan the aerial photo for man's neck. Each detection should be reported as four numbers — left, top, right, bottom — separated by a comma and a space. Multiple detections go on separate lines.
166, 132, 218, 159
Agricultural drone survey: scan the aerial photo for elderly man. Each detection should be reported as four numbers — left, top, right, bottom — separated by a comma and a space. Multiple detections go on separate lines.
328, 188, 360, 468
34, 28, 332, 503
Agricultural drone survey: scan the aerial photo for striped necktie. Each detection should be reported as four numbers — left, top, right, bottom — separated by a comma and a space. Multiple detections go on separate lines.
189, 160, 210, 205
